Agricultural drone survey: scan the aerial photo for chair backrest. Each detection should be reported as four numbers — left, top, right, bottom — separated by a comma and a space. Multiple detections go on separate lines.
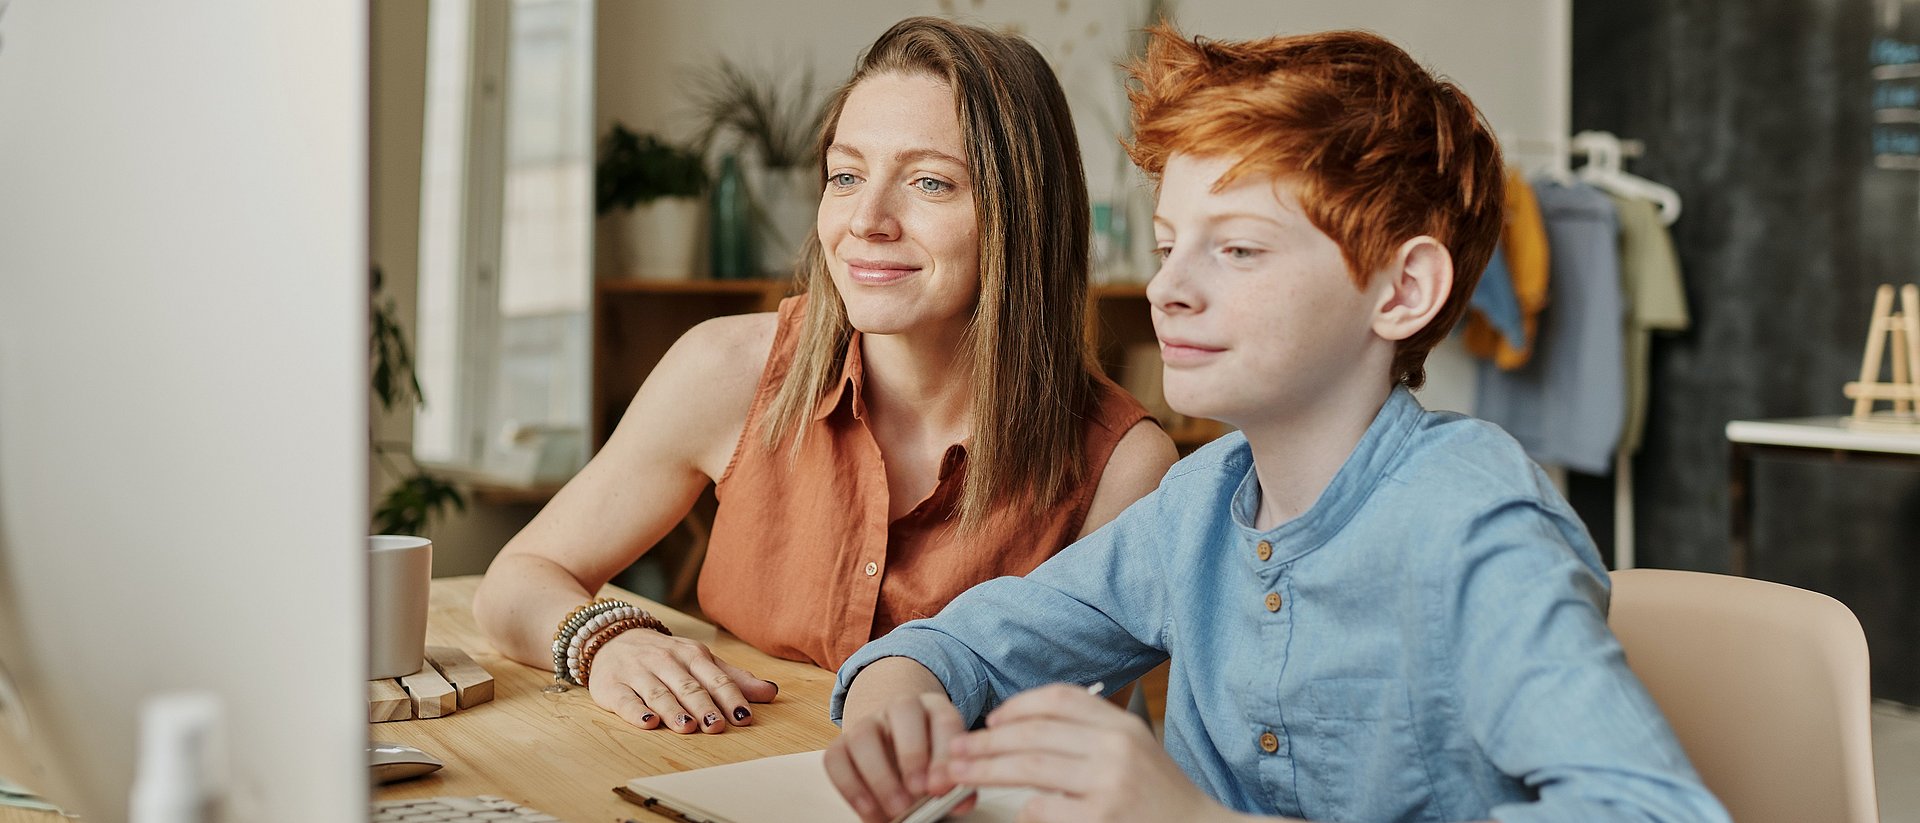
1609, 569, 1878, 823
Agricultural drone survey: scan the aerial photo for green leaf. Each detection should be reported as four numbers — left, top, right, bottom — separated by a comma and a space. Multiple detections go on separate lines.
595, 121, 709, 214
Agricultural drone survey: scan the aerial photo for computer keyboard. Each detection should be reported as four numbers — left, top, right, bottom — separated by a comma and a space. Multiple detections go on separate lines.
371, 795, 562, 822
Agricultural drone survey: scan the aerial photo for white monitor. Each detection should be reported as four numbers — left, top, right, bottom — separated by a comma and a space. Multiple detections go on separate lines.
0, 1, 368, 820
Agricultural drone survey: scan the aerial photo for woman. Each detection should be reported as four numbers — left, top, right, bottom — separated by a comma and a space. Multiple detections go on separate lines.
472, 16, 1176, 735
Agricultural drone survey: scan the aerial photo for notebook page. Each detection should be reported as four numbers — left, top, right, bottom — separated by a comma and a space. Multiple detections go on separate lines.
625, 750, 1032, 823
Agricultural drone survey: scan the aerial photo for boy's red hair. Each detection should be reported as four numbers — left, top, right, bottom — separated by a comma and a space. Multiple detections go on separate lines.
1126, 24, 1504, 389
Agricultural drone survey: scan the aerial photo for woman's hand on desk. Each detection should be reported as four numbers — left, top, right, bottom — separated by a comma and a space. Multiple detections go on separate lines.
586, 629, 778, 734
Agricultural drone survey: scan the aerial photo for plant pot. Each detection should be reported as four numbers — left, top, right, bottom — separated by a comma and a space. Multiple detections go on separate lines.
745, 165, 818, 277
616, 196, 704, 280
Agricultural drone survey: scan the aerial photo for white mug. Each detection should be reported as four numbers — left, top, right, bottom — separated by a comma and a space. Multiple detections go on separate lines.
367, 535, 432, 679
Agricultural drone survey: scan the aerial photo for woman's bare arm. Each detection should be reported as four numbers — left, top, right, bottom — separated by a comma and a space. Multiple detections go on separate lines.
470, 314, 779, 733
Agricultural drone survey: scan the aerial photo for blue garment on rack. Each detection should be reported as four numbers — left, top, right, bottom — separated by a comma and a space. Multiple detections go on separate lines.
1474, 181, 1625, 475
1468, 245, 1526, 350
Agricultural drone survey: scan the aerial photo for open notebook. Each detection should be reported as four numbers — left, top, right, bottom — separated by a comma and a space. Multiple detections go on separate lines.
624, 751, 1033, 823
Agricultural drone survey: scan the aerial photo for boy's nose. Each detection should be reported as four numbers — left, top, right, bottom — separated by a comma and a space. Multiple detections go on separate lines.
1147, 252, 1198, 314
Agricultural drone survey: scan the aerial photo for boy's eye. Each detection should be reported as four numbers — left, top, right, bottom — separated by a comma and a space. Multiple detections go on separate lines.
829, 172, 861, 188
1153, 245, 1173, 260
913, 177, 952, 195
1224, 246, 1260, 260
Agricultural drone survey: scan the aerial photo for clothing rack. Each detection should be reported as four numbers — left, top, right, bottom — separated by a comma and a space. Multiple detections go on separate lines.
1491, 131, 1677, 571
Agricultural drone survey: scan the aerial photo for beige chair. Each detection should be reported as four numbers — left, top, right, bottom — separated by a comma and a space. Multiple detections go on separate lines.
1609, 568, 1879, 823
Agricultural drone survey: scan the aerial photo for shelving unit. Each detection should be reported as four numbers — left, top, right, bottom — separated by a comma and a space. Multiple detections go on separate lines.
591, 278, 1226, 451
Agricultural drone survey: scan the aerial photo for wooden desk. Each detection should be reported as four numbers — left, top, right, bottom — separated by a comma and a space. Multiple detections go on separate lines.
1726, 416, 1920, 575
0, 576, 841, 823
380, 576, 840, 820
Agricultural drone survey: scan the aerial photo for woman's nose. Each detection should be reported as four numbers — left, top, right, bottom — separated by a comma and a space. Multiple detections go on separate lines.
848, 186, 902, 241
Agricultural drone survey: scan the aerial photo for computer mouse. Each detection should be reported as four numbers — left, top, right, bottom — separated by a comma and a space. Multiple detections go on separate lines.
368, 741, 444, 785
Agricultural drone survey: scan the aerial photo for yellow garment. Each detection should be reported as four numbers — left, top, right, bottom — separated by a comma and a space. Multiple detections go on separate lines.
1465, 172, 1550, 369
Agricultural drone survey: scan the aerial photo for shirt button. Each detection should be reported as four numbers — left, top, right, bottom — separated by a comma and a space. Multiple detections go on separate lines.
1259, 731, 1279, 753
1264, 592, 1282, 612
1255, 540, 1273, 561
864, 561, 878, 577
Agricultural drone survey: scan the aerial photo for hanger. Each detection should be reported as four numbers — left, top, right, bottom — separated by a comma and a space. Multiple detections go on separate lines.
1499, 133, 1574, 185
1570, 130, 1682, 225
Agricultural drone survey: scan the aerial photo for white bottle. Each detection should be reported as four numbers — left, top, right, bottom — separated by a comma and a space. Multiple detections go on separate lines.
129, 692, 226, 823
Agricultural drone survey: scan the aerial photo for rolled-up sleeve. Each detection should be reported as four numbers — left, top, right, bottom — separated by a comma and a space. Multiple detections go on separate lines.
831, 487, 1176, 727
1446, 498, 1730, 823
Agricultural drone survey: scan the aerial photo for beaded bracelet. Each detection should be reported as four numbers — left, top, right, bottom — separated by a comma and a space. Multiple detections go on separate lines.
576, 617, 645, 687
550, 598, 673, 685
566, 606, 647, 680
551, 598, 628, 679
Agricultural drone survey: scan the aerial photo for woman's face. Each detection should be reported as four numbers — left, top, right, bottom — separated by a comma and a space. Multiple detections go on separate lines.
818, 72, 980, 338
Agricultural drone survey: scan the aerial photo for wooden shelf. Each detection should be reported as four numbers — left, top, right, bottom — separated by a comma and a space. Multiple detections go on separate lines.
596, 277, 791, 296
464, 480, 564, 507
1165, 419, 1231, 449
1089, 283, 1149, 299
591, 276, 1222, 453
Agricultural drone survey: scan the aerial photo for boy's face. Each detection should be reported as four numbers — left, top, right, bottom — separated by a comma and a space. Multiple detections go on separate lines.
1147, 153, 1389, 427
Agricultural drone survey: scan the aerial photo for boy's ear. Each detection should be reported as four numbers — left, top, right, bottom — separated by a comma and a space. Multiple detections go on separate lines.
1369, 236, 1453, 342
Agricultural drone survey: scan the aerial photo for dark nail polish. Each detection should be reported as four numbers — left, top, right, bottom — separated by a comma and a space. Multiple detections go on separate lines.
703, 712, 721, 728
641, 712, 655, 723
678, 714, 694, 727
733, 706, 751, 722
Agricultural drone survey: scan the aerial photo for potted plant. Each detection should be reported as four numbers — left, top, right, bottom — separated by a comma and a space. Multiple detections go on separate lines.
691, 59, 826, 277
370, 265, 465, 536
596, 122, 709, 280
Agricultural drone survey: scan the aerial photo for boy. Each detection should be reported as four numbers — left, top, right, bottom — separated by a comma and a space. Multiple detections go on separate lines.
824, 25, 1729, 823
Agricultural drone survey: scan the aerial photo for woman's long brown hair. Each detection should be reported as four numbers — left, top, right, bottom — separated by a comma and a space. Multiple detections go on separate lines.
759, 17, 1097, 532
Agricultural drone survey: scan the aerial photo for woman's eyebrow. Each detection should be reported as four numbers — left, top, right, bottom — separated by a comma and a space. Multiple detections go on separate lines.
892, 147, 967, 169
826, 143, 966, 170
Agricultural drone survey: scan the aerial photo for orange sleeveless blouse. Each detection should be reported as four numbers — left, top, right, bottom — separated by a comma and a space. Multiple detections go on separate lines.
698, 296, 1153, 670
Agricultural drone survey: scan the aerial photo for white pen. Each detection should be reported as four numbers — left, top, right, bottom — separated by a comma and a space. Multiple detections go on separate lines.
891, 681, 1107, 823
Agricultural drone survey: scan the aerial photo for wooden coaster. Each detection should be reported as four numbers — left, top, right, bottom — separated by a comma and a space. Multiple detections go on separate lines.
368, 646, 495, 722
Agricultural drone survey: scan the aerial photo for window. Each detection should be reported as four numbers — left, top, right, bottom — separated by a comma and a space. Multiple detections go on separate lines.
416, 0, 593, 486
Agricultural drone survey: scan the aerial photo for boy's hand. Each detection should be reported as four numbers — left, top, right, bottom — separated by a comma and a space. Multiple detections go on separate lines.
940, 683, 1238, 823
825, 692, 977, 823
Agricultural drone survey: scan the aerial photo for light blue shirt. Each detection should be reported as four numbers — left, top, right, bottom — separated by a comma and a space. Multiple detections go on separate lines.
832, 388, 1728, 823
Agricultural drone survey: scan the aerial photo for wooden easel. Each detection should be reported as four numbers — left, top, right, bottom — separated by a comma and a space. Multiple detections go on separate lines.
1844, 283, 1920, 430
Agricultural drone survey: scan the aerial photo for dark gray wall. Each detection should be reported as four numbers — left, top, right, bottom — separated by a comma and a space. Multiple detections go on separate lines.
1574, 0, 1920, 702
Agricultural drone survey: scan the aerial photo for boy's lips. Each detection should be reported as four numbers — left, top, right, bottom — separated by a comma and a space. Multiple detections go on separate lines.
1158, 336, 1225, 366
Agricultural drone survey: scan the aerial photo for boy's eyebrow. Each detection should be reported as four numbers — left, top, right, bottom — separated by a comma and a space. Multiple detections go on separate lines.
1155, 211, 1290, 230
1204, 211, 1289, 228
826, 143, 968, 170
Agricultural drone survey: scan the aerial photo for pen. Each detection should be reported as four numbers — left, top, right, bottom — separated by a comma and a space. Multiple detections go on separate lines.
890, 681, 1106, 823
614, 784, 726, 823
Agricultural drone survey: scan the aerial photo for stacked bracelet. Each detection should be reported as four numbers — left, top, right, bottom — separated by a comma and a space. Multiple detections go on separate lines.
551, 598, 625, 679
549, 598, 672, 686
566, 605, 647, 681
577, 617, 644, 686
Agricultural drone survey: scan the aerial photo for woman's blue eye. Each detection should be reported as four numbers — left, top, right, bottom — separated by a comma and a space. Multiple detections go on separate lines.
913, 177, 952, 194
830, 172, 860, 188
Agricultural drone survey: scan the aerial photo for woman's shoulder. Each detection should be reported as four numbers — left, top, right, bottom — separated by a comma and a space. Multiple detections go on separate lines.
661, 312, 782, 386
638, 311, 782, 477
